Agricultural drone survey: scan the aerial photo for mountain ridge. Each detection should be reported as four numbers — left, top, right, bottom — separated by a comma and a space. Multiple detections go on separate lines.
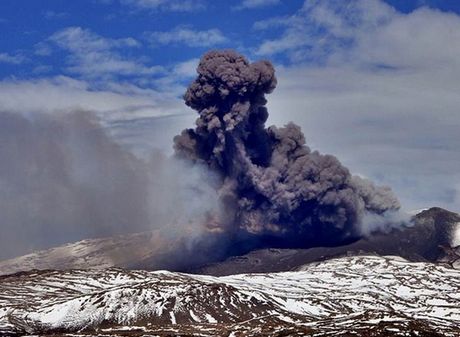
1, 207, 459, 276
1, 255, 459, 336
194, 207, 460, 275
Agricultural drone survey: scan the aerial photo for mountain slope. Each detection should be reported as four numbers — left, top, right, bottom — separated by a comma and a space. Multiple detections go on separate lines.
0, 207, 459, 276
195, 207, 460, 275
1, 255, 459, 336
0, 230, 172, 276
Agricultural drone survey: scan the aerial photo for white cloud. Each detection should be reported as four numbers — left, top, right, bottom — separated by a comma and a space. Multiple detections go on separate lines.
351, 8, 460, 70
256, 0, 396, 59
0, 52, 26, 64
34, 42, 52, 56
256, 0, 460, 70
148, 58, 199, 98
235, 0, 280, 10
32, 65, 53, 74
121, 0, 205, 12
257, 0, 460, 212
172, 58, 199, 78
51, 26, 140, 50
0, 76, 182, 122
0, 69, 197, 156
46, 26, 162, 78
146, 27, 227, 47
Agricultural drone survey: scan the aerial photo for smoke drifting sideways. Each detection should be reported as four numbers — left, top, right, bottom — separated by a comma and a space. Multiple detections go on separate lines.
174, 50, 403, 248
0, 110, 221, 261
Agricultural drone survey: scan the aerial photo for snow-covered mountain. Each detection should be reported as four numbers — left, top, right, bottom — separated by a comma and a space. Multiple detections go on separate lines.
1, 208, 459, 335
1, 207, 458, 276
0, 230, 168, 276
1, 255, 459, 336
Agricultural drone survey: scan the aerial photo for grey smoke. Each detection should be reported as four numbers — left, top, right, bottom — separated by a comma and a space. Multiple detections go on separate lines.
174, 50, 401, 246
0, 110, 219, 260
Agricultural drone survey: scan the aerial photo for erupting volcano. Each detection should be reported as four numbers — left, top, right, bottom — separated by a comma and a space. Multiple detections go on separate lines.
174, 50, 401, 249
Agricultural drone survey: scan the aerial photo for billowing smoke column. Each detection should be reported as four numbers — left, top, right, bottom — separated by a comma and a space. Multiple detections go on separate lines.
174, 50, 400, 247
0, 50, 404, 268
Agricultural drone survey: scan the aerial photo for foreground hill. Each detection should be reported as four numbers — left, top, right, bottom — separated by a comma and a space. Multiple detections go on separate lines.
1, 255, 459, 336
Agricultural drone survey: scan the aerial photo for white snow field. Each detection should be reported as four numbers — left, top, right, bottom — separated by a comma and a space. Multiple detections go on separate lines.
1, 255, 459, 336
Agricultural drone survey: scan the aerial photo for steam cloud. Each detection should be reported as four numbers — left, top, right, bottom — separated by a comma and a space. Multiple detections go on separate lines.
0, 110, 218, 260
174, 50, 401, 247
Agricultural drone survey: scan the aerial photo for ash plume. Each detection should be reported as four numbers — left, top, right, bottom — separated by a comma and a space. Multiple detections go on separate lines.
0, 50, 405, 269
174, 50, 401, 247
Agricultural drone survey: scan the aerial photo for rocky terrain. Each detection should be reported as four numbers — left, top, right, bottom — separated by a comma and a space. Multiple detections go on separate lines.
1, 255, 460, 336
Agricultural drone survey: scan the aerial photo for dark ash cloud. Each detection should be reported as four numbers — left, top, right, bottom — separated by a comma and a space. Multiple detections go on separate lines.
174, 50, 401, 247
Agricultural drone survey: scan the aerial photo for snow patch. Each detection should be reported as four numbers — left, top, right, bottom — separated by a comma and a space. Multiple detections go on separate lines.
2, 255, 460, 335
408, 208, 429, 215
169, 311, 176, 325
205, 313, 217, 323
452, 222, 460, 247
189, 310, 200, 322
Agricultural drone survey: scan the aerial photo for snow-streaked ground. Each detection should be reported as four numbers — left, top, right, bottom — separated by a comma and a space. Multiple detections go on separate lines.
0, 230, 166, 276
1, 255, 459, 336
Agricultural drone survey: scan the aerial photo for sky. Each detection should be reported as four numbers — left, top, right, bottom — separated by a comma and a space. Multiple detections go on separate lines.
0, 0, 459, 217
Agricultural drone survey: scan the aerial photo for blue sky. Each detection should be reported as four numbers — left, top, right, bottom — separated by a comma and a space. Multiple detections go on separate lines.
2, 0, 459, 82
1, 0, 460, 214
0, 0, 303, 81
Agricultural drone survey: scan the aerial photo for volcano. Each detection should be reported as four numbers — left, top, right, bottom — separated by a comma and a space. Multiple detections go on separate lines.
0, 207, 458, 276
1, 50, 459, 337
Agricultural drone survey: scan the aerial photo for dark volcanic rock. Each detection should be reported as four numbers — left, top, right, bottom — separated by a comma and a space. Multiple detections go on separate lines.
193, 207, 460, 276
